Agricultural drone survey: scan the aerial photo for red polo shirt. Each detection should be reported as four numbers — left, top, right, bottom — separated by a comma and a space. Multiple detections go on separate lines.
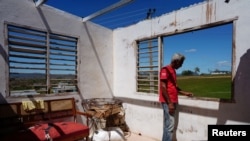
159, 65, 178, 103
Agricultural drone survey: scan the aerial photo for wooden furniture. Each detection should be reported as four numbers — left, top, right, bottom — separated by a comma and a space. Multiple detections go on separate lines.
0, 97, 91, 141
83, 98, 127, 132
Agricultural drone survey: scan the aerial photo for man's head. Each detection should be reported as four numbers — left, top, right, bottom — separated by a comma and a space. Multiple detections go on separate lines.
171, 53, 185, 69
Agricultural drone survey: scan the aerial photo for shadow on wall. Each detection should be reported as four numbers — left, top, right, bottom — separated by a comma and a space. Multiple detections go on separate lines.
36, 7, 52, 32
0, 44, 7, 65
0, 93, 8, 104
0, 44, 8, 100
216, 48, 250, 124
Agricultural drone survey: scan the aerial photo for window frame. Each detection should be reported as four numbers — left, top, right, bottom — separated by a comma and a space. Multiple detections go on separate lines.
135, 18, 236, 102
5, 23, 79, 96
136, 37, 162, 94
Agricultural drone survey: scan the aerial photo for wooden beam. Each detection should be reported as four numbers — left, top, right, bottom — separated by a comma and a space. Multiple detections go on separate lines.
35, 0, 46, 7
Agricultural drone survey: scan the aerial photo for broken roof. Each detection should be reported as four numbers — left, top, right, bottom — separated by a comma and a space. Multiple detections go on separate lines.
33, 0, 205, 29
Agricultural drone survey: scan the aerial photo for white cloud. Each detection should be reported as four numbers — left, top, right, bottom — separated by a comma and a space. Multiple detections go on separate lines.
185, 48, 197, 52
217, 61, 231, 67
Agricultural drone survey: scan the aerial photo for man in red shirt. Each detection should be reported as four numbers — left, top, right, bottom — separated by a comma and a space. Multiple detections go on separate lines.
159, 53, 193, 141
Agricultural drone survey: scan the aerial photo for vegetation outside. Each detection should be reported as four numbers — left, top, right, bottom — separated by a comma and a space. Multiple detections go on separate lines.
177, 75, 231, 99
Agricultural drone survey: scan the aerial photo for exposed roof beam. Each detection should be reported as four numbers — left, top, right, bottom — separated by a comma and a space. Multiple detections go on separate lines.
34, 0, 46, 7
82, 0, 134, 22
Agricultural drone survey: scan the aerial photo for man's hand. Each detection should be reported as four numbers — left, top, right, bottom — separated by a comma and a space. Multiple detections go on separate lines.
182, 91, 193, 97
168, 103, 175, 115
185, 92, 193, 97
179, 90, 194, 97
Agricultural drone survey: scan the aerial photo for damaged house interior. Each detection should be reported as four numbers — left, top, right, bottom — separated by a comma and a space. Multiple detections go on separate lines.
0, 0, 250, 140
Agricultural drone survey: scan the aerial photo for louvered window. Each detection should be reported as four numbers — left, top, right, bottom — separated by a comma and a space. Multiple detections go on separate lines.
136, 38, 159, 94
8, 25, 78, 96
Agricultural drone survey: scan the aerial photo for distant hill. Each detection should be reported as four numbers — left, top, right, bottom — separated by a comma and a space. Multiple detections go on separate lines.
10, 73, 76, 79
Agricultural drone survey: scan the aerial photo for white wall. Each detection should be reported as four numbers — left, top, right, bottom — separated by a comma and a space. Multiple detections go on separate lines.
113, 0, 250, 140
0, 0, 113, 101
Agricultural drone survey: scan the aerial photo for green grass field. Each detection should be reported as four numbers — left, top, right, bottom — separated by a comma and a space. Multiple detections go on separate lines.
177, 75, 232, 99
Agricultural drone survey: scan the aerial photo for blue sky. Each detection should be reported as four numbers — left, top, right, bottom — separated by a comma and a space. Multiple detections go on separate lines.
45, 0, 232, 74
45, 0, 205, 29
163, 23, 232, 74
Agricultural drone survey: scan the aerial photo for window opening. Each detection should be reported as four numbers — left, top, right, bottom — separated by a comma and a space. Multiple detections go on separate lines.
163, 23, 233, 100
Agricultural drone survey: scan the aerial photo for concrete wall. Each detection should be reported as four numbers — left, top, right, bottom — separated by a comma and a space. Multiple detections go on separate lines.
0, 0, 113, 102
113, 0, 250, 140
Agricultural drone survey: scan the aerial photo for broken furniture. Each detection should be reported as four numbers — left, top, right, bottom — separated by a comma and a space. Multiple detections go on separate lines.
83, 98, 128, 141
0, 98, 91, 141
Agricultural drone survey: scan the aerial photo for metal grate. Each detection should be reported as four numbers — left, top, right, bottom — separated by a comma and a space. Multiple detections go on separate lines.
136, 38, 159, 94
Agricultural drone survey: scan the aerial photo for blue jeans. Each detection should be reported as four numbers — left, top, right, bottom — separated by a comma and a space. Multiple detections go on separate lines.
162, 103, 175, 141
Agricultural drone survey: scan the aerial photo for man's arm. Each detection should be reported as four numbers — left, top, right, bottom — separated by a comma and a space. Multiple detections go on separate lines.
177, 87, 193, 97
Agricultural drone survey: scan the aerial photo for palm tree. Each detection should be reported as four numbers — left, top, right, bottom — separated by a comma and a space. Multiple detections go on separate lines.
194, 67, 200, 75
